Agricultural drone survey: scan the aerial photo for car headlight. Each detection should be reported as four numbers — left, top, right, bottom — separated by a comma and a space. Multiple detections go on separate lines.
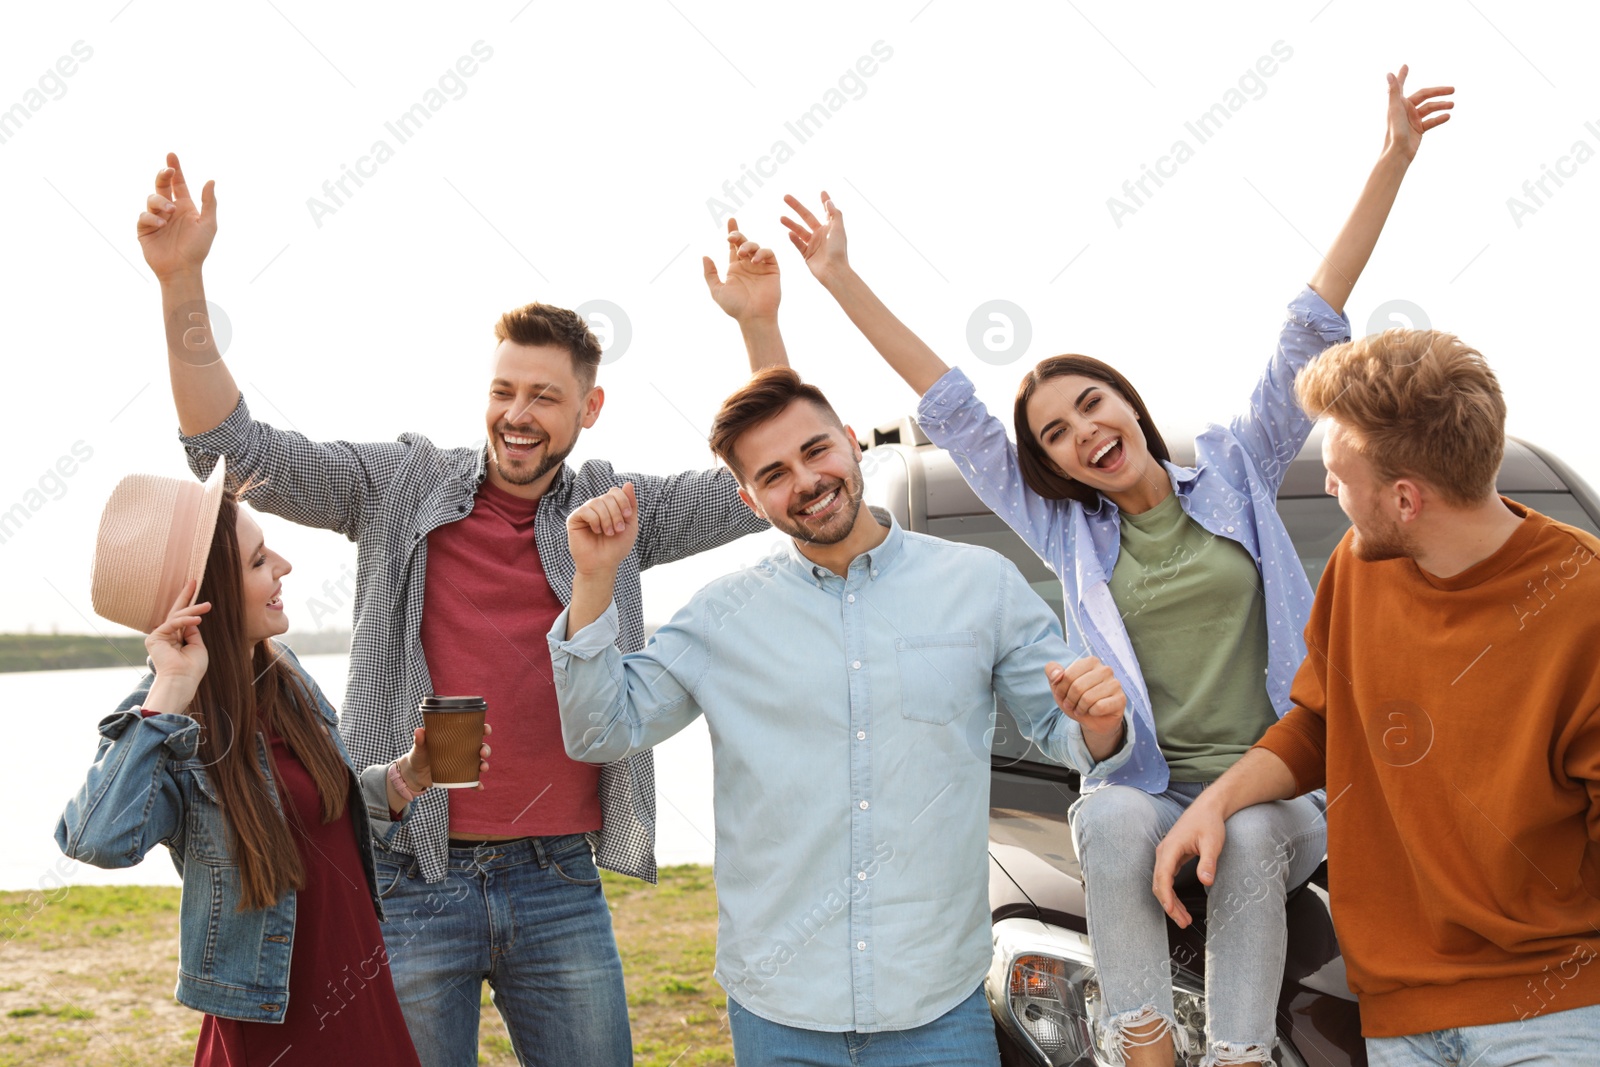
987, 917, 1305, 1067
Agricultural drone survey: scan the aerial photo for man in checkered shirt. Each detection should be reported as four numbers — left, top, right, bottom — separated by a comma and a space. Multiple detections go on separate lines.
140, 154, 786, 1065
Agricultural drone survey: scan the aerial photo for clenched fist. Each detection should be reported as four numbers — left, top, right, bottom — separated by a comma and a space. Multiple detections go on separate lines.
1046, 656, 1127, 757
566, 482, 639, 576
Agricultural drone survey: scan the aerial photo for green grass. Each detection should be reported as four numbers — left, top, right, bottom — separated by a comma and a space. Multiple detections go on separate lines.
0, 884, 179, 950
0, 866, 729, 1065
0, 633, 148, 673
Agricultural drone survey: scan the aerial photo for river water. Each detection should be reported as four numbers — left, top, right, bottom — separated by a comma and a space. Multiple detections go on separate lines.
4, 653, 717, 891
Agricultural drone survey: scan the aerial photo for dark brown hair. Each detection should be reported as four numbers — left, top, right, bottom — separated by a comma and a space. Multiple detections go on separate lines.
192, 493, 351, 911
1013, 355, 1171, 504
493, 303, 604, 389
710, 367, 844, 477
1296, 329, 1505, 505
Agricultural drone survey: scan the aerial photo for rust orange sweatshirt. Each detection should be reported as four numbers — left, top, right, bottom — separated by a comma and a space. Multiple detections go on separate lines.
1256, 500, 1600, 1037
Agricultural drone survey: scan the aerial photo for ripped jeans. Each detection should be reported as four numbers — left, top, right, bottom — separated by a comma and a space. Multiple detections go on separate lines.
1069, 782, 1326, 1064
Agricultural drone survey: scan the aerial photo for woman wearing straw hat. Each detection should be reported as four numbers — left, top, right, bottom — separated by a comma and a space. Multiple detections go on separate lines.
58, 460, 488, 1065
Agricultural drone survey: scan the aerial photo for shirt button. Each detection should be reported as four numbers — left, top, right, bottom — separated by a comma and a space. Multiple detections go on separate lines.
859, 800, 869, 810
847, 594, 856, 603
1225, 525, 1235, 533
857, 941, 866, 950
857, 870, 867, 880
856, 730, 866, 740
851, 660, 861, 670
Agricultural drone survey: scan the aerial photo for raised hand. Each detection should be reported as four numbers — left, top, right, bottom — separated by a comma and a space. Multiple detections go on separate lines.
138, 152, 218, 282
703, 217, 781, 324
567, 482, 639, 576
1046, 656, 1127, 751
142, 579, 211, 714
1383, 65, 1453, 163
780, 192, 849, 283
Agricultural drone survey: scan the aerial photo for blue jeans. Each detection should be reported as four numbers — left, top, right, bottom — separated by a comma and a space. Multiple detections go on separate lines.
1069, 782, 1326, 1062
375, 834, 632, 1067
1366, 1003, 1600, 1066
727, 984, 998, 1066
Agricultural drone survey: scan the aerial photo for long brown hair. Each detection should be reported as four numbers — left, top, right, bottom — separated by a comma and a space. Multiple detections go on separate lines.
191, 493, 350, 910
1012, 355, 1172, 505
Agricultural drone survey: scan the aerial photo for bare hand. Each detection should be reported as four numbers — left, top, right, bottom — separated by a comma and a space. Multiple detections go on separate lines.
1046, 656, 1126, 742
1152, 799, 1227, 928
137, 152, 218, 281
567, 482, 639, 576
1383, 65, 1454, 163
397, 722, 492, 794
142, 578, 211, 713
780, 192, 848, 283
703, 217, 781, 323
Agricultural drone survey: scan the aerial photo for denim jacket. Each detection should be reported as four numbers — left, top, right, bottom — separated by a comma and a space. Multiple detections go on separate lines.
55, 645, 405, 1023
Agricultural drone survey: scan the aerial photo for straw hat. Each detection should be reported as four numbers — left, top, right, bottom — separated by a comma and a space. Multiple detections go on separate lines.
91, 458, 229, 634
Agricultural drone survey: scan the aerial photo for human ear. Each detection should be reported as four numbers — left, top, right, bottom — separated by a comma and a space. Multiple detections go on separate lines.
736, 484, 766, 521
580, 385, 605, 429
1394, 480, 1424, 523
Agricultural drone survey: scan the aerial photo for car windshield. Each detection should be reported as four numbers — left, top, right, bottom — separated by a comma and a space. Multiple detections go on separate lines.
951, 491, 1600, 769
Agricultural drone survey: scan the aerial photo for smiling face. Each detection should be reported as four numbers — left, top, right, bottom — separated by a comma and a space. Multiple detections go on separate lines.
235, 507, 293, 646
1022, 372, 1167, 512
485, 341, 603, 497
731, 400, 866, 547
1322, 419, 1417, 562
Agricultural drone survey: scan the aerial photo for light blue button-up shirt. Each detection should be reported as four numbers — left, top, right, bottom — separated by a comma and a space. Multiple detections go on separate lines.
547, 515, 1082, 1032
915, 287, 1350, 794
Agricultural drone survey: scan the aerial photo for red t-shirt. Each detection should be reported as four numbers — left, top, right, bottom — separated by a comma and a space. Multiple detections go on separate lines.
195, 726, 420, 1065
419, 478, 602, 837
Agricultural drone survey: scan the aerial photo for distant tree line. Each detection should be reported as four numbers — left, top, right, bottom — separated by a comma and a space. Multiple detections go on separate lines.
0, 631, 352, 673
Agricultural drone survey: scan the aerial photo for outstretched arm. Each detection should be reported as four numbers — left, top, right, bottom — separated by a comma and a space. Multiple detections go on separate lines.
703, 217, 789, 370
781, 192, 951, 396
139, 152, 240, 437
1308, 65, 1454, 315
141, 153, 412, 540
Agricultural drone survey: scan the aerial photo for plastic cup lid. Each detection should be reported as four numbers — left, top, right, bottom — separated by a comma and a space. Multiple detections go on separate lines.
420, 695, 488, 711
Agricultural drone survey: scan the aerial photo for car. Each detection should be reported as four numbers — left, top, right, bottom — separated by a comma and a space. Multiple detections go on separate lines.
859, 415, 1600, 1067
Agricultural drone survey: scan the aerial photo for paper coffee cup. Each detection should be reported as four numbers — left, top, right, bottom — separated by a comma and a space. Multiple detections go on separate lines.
420, 696, 487, 789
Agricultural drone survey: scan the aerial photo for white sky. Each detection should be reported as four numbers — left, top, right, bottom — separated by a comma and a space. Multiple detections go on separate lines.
2, 0, 1597, 635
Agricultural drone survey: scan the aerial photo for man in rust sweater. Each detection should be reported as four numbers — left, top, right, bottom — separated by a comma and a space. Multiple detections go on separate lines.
1152, 328, 1600, 1064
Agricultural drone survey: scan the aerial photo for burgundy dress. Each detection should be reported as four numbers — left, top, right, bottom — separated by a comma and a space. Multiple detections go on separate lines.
193, 727, 420, 1066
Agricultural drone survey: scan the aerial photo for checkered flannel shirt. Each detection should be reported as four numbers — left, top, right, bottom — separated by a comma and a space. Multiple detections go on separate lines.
182, 395, 769, 884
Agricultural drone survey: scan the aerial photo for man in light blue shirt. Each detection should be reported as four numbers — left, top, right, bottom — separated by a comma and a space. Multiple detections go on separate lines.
547, 368, 1127, 1065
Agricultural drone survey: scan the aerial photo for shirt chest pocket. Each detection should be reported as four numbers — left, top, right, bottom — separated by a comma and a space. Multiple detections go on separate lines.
894, 631, 986, 726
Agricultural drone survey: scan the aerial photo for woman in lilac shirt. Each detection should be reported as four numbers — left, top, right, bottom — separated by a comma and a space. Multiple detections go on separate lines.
780, 67, 1452, 1067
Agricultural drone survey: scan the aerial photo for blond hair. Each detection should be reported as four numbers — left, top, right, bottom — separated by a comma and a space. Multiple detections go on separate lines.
1296, 329, 1505, 506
